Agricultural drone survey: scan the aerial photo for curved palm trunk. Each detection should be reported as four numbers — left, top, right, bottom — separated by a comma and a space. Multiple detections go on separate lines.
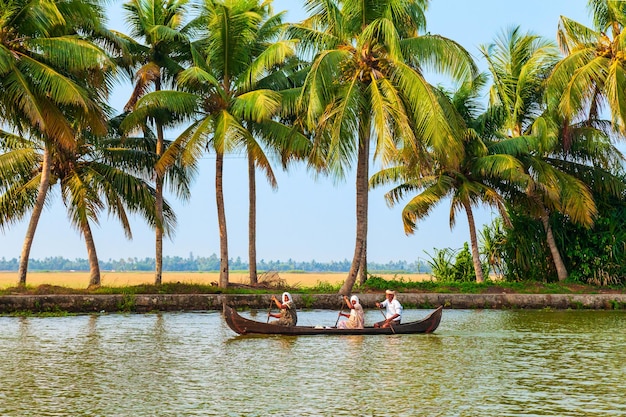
358, 239, 367, 286
81, 218, 102, 287
216, 151, 229, 288
18, 146, 52, 286
340, 125, 370, 295
540, 210, 568, 282
248, 155, 258, 285
463, 200, 485, 283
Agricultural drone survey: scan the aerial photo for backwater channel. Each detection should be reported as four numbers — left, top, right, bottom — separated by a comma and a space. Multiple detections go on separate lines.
1, 308, 625, 416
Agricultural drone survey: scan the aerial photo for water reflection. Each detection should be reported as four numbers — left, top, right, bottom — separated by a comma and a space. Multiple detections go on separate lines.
0, 309, 625, 416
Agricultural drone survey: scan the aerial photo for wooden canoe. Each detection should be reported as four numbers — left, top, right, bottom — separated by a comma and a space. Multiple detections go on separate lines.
222, 304, 443, 335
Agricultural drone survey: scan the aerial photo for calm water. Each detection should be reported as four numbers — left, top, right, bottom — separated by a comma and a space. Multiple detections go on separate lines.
1, 308, 625, 417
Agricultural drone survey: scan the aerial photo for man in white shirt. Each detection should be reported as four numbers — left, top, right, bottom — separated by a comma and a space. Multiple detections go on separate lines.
374, 289, 403, 328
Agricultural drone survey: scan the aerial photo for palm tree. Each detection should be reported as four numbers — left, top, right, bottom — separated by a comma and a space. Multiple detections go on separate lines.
549, 0, 626, 133
479, 27, 573, 280
370, 74, 525, 283
0, 0, 114, 285
292, 0, 477, 293
125, 0, 308, 288
119, 0, 193, 285
0, 125, 176, 287
483, 26, 625, 281
243, 55, 312, 285
479, 218, 507, 279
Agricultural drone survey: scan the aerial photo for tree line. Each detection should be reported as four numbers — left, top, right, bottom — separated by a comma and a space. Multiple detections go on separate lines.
2, 0, 626, 291
0, 255, 427, 274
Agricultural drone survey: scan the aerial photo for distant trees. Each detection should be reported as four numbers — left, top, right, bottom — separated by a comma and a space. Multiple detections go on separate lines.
0, 255, 428, 274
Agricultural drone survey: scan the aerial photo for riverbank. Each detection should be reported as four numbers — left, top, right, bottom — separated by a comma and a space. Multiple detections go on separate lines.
1, 292, 626, 313
2, 271, 625, 313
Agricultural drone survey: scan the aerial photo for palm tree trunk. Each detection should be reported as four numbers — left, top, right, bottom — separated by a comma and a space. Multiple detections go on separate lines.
155, 172, 164, 285
248, 155, 257, 285
81, 218, 102, 287
340, 124, 370, 295
358, 239, 367, 285
216, 151, 229, 288
463, 200, 485, 283
154, 88, 164, 285
540, 211, 568, 281
18, 146, 52, 286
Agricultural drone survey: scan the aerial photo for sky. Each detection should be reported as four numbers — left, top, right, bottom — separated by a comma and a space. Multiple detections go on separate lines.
0, 0, 594, 265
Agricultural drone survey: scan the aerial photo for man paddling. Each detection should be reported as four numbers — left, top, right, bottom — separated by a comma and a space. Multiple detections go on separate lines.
374, 290, 403, 328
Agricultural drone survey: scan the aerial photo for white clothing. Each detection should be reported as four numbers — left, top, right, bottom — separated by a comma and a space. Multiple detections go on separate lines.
338, 295, 364, 329
282, 292, 294, 307
381, 298, 403, 323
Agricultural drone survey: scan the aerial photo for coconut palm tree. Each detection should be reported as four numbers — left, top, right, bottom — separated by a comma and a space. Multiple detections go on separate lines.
118, 0, 194, 285
242, 55, 313, 285
370, 74, 525, 283
125, 0, 309, 288
0, 125, 177, 287
0, 0, 114, 285
291, 0, 477, 294
549, 0, 626, 133
479, 218, 507, 279
483, 26, 625, 281
479, 27, 573, 280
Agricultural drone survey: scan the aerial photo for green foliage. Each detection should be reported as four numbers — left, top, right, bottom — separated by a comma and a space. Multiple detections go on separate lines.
609, 300, 626, 310
498, 209, 557, 282
116, 293, 136, 312
425, 248, 456, 281
452, 243, 476, 282
562, 199, 626, 286
299, 294, 316, 309
480, 218, 507, 278
363, 275, 439, 292
425, 244, 476, 283
494, 195, 626, 286
307, 281, 341, 293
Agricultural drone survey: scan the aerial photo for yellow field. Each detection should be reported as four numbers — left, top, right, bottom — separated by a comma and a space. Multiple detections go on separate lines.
0, 271, 433, 289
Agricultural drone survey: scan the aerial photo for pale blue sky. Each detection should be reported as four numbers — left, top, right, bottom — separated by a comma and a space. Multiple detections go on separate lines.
0, 1, 593, 264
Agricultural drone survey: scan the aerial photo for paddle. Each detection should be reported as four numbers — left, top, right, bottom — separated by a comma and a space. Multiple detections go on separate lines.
378, 305, 396, 334
266, 299, 273, 323
334, 296, 346, 327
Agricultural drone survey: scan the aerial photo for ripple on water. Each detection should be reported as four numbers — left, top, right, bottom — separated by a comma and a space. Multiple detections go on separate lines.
0, 309, 625, 416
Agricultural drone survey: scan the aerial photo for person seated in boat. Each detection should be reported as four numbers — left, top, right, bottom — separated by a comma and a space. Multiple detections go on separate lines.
269, 292, 298, 326
337, 295, 364, 329
374, 289, 403, 328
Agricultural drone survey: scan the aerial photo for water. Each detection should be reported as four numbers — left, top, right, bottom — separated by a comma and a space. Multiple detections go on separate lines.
1, 308, 625, 416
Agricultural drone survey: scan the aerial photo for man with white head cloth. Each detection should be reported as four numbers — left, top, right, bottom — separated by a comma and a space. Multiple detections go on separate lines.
337, 295, 364, 329
374, 290, 403, 328
269, 292, 298, 326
